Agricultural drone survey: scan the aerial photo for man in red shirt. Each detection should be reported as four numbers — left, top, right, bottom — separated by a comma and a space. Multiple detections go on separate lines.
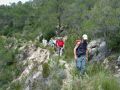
56, 37, 64, 56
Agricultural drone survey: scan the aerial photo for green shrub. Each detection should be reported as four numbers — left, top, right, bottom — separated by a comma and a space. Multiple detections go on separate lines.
86, 62, 108, 76
107, 30, 120, 52
93, 72, 120, 90
0, 37, 22, 90
64, 30, 79, 60
9, 81, 22, 90
43, 30, 56, 41
42, 63, 50, 78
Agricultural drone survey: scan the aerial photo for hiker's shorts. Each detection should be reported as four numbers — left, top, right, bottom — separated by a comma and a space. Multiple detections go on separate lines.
76, 55, 86, 74
57, 47, 64, 56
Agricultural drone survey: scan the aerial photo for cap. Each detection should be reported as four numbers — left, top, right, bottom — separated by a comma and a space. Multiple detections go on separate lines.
82, 34, 88, 40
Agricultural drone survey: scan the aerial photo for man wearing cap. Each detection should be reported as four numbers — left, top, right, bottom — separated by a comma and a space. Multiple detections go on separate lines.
74, 34, 88, 74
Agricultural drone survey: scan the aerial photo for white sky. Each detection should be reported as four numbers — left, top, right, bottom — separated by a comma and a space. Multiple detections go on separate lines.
0, 0, 31, 5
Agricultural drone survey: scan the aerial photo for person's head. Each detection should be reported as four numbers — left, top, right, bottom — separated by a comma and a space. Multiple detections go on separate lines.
82, 34, 88, 41
58, 37, 62, 40
51, 37, 53, 40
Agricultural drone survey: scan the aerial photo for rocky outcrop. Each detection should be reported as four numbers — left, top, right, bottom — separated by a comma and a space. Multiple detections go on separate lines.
7, 40, 74, 90
20, 58, 73, 90
88, 39, 108, 61
114, 55, 120, 77
103, 55, 120, 78
7, 42, 50, 90
117, 56, 120, 67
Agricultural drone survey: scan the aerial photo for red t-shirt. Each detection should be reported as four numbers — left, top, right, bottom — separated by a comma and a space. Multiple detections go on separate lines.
56, 40, 64, 47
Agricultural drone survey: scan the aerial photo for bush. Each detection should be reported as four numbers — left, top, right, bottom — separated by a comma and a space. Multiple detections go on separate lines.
107, 30, 120, 52
86, 62, 108, 76
43, 30, 56, 41
0, 37, 22, 90
93, 72, 120, 90
9, 81, 22, 90
42, 63, 50, 78
64, 30, 79, 60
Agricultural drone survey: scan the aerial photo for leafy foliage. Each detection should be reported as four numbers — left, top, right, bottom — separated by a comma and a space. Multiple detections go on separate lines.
0, 37, 22, 90
42, 63, 50, 78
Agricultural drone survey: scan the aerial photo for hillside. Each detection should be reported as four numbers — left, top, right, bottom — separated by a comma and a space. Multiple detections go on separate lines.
0, 0, 120, 90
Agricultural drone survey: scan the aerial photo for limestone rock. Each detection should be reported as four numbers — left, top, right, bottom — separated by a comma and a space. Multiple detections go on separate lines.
88, 39, 108, 61
117, 56, 120, 67
7, 42, 50, 90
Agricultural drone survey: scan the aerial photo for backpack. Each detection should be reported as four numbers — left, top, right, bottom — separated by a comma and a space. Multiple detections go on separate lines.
76, 41, 87, 57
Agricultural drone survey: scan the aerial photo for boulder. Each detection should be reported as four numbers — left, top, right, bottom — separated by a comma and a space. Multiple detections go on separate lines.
88, 39, 108, 61
117, 56, 120, 67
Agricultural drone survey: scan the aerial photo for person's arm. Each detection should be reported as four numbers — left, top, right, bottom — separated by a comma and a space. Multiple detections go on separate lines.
74, 46, 78, 60
74, 41, 80, 61
86, 49, 88, 62
56, 40, 58, 47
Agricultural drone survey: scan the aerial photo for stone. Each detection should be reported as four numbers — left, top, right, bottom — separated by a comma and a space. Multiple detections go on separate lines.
98, 41, 107, 53
115, 66, 119, 69
118, 56, 120, 61
114, 73, 120, 77
117, 56, 120, 66
88, 39, 108, 61
118, 69, 120, 72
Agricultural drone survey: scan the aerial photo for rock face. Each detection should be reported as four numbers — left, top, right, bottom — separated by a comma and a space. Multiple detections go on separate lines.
18, 42, 49, 62
114, 56, 120, 77
28, 59, 73, 90
7, 40, 74, 90
7, 42, 50, 90
88, 39, 108, 61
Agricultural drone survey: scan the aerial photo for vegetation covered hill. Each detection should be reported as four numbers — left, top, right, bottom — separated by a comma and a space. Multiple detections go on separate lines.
0, 0, 120, 90
0, 0, 120, 56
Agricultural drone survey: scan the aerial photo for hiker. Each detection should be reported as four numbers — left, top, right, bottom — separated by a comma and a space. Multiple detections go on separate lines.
42, 38, 47, 47
53, 37, 56, 46
48, 38, 55, 47
56, 37, 64, 56
74, 34, 88, 74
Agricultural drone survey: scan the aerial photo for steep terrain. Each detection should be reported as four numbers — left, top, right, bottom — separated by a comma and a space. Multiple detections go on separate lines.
0, 0, 120, 90
5, 38, 120, 90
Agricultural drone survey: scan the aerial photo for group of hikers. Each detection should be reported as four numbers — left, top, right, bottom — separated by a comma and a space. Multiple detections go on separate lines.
42, 37, 65, 56
42, 34, 88, 75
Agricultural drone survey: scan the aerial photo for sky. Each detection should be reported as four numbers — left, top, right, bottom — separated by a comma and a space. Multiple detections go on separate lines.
0, 0, 31, 5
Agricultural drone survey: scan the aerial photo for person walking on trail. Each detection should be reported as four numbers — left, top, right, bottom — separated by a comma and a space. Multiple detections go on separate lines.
74, 34, 88, 75
48, 38, 55, 47
56, 37, 64, 56
42, 38, 47, 47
